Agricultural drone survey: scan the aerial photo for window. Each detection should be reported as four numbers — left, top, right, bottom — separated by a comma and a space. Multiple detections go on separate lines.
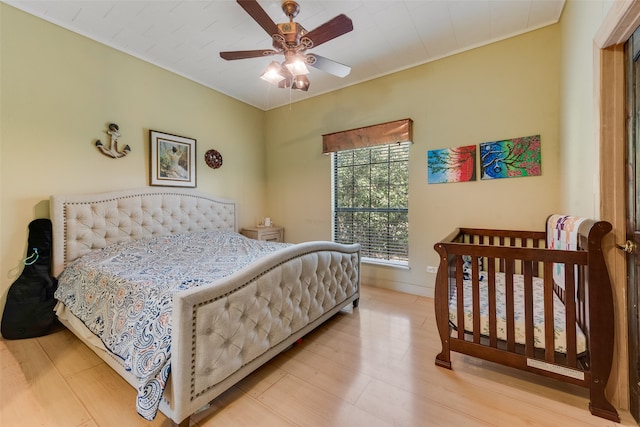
332, 142, 410, 265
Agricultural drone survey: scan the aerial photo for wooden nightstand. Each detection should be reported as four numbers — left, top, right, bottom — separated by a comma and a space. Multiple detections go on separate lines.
241, 226, 284, 242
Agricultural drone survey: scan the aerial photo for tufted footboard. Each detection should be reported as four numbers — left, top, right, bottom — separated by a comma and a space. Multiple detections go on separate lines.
168, 241, 360, 425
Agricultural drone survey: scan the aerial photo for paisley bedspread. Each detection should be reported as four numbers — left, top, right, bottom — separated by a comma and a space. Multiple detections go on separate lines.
448, 272, 587, 354
54, 230, 288, 420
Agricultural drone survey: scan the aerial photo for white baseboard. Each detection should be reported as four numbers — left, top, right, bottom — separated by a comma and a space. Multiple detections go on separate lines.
361, 278, 433, 298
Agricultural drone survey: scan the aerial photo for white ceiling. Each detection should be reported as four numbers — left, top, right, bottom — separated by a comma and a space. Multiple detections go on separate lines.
5, 0, 566, 111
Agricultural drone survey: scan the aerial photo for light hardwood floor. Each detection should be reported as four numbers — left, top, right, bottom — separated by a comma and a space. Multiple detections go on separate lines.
1, 285, 636, 426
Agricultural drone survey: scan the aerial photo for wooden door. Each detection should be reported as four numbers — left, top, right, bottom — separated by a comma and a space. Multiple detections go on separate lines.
625, 25, 640, 424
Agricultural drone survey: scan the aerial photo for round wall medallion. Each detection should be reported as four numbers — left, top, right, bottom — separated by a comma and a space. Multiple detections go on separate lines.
205, 149, 223, 169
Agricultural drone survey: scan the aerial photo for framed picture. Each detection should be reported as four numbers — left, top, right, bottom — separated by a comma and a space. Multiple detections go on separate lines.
427, 145, 476, 184
150, 130, 196, 187
479, 134, 541, 180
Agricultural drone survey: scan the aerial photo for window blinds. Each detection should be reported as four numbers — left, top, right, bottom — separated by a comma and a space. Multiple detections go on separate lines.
333, 142, 410, 263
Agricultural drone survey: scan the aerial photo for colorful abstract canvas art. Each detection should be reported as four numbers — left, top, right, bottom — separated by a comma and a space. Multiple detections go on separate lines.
427, 145, 476, 184
480, 134, 541, 180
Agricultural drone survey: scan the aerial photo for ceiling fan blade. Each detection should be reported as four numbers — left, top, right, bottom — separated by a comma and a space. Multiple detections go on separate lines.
302, 14, 353, 48
237, 0, 280, 37
220, 49, 277, 60
305, 54, 351, 78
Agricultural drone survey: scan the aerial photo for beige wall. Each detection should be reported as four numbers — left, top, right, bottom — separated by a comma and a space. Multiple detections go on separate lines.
559, 0, 627, 408
559, 0, 614, 217
0, 4, 267, 308
265, 25, 562, 296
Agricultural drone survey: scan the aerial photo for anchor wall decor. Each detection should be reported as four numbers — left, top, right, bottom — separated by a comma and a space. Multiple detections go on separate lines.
95, 123, 131, 158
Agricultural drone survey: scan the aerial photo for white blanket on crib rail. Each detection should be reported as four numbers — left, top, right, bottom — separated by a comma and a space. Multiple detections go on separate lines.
448, 272, 587, 354
547, 214, 585, 293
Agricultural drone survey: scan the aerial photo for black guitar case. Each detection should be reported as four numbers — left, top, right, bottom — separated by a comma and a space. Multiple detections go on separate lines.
1, 218, 58, 339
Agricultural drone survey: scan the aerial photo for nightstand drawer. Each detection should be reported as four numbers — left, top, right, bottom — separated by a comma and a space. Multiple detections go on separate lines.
260, 231, 282, 242
241, 226, 284, 242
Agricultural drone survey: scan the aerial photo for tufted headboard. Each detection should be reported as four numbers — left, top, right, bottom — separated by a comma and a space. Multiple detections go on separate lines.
50, 187, 237, 277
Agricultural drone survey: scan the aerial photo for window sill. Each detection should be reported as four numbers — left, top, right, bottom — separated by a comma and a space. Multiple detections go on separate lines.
362, 258, 410, 270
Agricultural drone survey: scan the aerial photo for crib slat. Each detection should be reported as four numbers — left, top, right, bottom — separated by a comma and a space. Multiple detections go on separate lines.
524, 261, 535, 357
505, 260, 516, 352
543, 262, 555, 362
565, 264, 578, 366
456, 256, 465, 340
532, 239, 540, 276
488, 258, 497, 348
472, 256, 481, 343
577, 265, 586, 332
518, 238, 525, 275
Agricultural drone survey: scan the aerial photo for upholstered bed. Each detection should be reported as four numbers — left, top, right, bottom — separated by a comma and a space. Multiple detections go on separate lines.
433, 215, 618, 422
50, 187, 360, 426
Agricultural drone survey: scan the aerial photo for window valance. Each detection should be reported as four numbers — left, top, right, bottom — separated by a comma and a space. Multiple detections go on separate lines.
322, 118, 413, 154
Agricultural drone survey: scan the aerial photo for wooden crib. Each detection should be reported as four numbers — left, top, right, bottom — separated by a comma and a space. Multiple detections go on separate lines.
433, 215, 618, 422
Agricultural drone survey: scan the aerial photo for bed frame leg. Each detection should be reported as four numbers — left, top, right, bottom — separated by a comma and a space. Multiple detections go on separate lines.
589, 368, 620, 422
586, 221, 619, 423
352, 298, 359, 308
589, 402, 620, 423
433, 252, 452, 370
435, 351, 452, 369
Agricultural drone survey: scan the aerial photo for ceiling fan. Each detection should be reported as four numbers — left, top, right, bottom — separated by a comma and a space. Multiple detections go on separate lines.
220, 0, 354, 92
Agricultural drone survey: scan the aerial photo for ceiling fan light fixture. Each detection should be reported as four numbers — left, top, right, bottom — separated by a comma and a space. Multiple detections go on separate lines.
260, 61, 285, 85
293, 74, 310, 91
284, 54, 309, 75
222, 0, 354, 93
278, 76, 292, 89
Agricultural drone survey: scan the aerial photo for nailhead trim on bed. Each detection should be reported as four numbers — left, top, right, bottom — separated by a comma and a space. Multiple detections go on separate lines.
188, 250, 359, 399
52, 190, 236, 276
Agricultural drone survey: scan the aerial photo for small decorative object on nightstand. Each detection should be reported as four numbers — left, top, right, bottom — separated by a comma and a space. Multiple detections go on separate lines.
241, 226, 284, 242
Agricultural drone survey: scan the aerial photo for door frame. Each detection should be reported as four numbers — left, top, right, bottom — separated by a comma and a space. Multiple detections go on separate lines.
596, 1, 640, 410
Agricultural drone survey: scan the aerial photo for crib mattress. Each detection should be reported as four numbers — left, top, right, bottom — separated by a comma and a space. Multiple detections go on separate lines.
448, 272, 587, 354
